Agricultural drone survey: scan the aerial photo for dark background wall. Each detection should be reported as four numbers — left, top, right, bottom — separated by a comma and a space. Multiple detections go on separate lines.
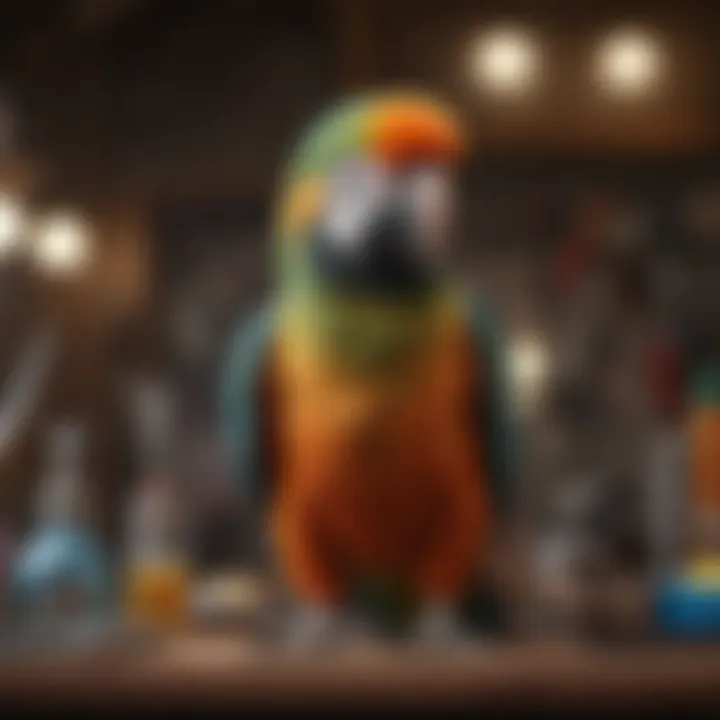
0, 0, 718, 549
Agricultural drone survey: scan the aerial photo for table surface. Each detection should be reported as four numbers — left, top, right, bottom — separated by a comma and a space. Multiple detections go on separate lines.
1, 571, 718, 709
2, 632, 720, 709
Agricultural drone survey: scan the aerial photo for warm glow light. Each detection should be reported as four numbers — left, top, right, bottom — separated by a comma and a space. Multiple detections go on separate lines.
596, 29, 663, 96
471, 28, 540, 95
0, 192, 25, 258
33, 213, 93, 276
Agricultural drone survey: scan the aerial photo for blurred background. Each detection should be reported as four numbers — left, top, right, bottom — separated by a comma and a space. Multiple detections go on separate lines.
0, 0, 720, 704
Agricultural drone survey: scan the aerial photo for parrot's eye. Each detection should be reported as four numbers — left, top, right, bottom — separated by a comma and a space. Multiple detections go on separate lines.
322, 160, 391, 253
404, 167, 454, 259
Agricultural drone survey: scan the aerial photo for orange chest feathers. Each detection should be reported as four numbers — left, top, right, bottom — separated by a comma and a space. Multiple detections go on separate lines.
271, 325, 485, 520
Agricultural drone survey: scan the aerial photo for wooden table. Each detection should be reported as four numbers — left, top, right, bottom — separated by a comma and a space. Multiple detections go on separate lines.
2, 633, 720, 711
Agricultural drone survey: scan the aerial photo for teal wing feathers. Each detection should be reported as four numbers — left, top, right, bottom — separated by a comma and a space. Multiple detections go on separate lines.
465, 293, 518, 515
219, 301, 277, 508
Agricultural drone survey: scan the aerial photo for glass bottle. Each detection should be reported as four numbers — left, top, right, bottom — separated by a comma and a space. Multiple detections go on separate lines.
9, 422, 112, 637
123, 379, 191, 630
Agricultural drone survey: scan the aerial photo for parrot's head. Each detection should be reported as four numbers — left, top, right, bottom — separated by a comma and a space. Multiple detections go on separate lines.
275, 90, 465, 371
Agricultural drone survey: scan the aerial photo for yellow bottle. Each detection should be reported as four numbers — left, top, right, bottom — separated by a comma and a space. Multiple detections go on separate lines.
125, 555, 191, 629
123, 380, 191, 631
124, 478, 192, 630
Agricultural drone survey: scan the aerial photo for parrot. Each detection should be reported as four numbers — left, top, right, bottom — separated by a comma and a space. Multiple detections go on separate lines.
220, 90, 517, 646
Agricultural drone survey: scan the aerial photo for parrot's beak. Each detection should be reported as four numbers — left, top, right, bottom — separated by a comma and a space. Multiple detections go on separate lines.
313, 195, 436, 300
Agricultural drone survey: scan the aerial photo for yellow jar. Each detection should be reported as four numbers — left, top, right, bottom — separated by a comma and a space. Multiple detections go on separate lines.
125, 559, 192, 630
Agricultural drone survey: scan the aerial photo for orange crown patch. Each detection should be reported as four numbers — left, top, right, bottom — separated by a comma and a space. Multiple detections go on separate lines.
367, 99, 465, 168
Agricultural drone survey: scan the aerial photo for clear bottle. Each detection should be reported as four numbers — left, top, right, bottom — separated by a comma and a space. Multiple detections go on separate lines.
9, 422, 111, 636
123, 379, 191, 630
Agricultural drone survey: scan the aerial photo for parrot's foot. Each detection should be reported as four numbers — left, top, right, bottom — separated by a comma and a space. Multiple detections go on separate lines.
284, 604, 346, 652
414, 603, 477, 649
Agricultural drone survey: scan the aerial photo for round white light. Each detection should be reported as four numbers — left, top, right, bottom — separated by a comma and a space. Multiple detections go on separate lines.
596, 30, 663, 96
0, 193, 25, 258
471, 28, 540, 95
34, 213, 92, 277
509, 335, 550, 413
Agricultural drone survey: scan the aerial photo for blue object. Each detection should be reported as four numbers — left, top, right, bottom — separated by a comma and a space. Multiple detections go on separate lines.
655, 576, 720, 639
9, 523, 113, 614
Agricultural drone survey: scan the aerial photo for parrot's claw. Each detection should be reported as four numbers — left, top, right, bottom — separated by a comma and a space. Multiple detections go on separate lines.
284, 605, 345, 652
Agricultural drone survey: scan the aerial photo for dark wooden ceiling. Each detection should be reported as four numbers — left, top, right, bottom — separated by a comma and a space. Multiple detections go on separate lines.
0, 0, 718, 204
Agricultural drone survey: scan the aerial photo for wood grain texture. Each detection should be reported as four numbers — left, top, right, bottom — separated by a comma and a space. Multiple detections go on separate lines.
2, 639, 720, 709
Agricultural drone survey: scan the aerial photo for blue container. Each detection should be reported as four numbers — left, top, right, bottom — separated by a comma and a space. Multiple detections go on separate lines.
655, 576, 720, 639
9, 523, 113, 614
